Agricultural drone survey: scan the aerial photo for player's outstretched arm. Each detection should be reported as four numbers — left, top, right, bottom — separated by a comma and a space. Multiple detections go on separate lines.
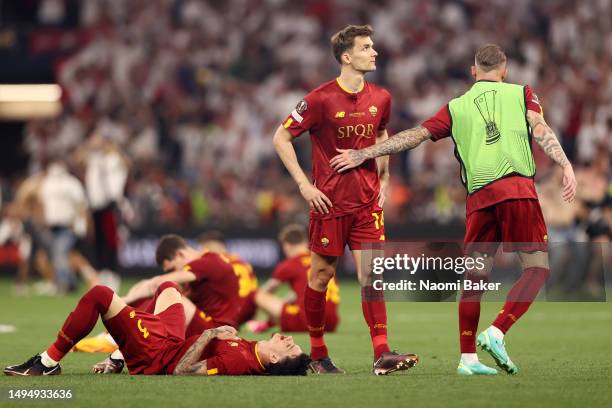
527, 110, 577, 202
122, 271, 196, 304
273, 126, 332, 214
330, 126, 431, 173
174, 326, 239, 375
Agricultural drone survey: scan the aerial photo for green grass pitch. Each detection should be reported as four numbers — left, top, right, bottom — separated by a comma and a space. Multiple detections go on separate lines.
0, 279, 610, 408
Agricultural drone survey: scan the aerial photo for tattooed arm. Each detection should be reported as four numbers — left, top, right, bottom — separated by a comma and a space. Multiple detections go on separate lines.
527, 110, 577, 202
330, 126, 432, 173
173, 326, 238, 375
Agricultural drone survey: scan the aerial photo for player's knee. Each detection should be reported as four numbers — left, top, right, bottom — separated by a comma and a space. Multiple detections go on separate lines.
156, 281, 181, 297
309, 266, 334, 289
84, 285, 114, 311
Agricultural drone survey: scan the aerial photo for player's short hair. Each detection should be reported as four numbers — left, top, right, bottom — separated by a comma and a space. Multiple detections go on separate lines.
155, 234, 187, 266
266, 353, 311, 376
475, 44, 507, 72
278, 224, 307, 245
198, 230, 225, 244
331, 24, 374, 64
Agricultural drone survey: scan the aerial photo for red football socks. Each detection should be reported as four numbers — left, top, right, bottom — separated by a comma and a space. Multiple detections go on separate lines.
361, 286, 390, 359
458, 283, 485, 353
47, 286, 114, 361
493, 267, 550, 333
304, 285, 328, 360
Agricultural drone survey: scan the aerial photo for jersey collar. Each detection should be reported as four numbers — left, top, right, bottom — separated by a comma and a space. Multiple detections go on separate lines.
254, 342, 266, 371
336, 77, 365, 95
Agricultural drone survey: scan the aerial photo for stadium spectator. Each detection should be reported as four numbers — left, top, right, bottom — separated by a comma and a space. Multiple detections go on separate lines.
40, 159, 88, 292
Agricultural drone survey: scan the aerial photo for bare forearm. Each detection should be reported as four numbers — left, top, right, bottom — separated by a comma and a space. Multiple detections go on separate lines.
273, 128, 311, 188
529, 114, 570, 168
173, 329, 216, 375
375, 132, 390, 179
357, 126, 431, 162
122, 280, 154, 304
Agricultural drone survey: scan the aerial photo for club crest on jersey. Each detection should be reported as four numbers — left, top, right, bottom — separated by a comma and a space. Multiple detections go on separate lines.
368, 105, 378, 117
321, 237, 330, 247
335, 111, 345, 118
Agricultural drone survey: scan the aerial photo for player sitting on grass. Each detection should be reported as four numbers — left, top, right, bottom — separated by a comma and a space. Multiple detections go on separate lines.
248, 224, 340, 334
4, 282, 310, 376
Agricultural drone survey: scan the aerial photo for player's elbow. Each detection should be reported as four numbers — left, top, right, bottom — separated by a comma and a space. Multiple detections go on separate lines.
273, 126, 292, 149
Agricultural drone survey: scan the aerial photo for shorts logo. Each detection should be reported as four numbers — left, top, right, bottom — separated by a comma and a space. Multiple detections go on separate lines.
335, 111, 345, 118
321, 237, 330, 247
543, 234, 548, 241
368, 105, 378, 116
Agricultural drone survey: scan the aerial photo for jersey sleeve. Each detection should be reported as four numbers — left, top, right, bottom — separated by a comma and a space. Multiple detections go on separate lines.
271, 260, 291, 282
205, 351, 251, 375
184, 253, 232, 282
281, 92, 322, 138
421, 104, 452, 142
524, 85, 543, 115
378, 91, 392, 131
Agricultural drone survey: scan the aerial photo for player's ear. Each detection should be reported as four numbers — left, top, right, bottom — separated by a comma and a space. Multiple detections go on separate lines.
470, 65, 477, 79
269, 352, 280, 364
501, 66, 508, 81
342, 51, 351, 65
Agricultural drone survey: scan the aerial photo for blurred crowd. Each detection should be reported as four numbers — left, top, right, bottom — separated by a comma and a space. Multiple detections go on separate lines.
0, 0, 610, 293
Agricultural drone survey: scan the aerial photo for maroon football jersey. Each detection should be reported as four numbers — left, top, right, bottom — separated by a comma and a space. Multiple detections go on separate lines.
282, 79, 391, 218
184, 252, 241, 326
166, 336, 266, 375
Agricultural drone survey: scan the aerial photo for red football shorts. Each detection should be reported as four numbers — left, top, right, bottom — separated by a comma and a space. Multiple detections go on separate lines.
103, 303, 186, 375
464, 198, 548, 254
309, 205, 385, 256
279, 303, 339, 333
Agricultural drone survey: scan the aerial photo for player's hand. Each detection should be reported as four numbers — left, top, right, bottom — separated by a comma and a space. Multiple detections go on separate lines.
212, 326, 239, 340
299, 183, 332, 214
378, 177, 389, 207
329, 148, 365, 173
561, 163, 577, 203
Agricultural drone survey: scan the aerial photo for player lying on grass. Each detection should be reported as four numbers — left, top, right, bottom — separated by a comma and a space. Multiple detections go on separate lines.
4, 282, 310, 376
80, 289, 226, 374
248, 224, 340, 334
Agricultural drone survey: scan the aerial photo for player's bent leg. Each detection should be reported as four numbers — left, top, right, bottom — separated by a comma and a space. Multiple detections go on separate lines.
306, 251, 343, 374
247, 291, 284, 333
254, 290, 285, 319
482, 251, 549, 375
153, 281, 182, 315
4, 285, 116, 376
